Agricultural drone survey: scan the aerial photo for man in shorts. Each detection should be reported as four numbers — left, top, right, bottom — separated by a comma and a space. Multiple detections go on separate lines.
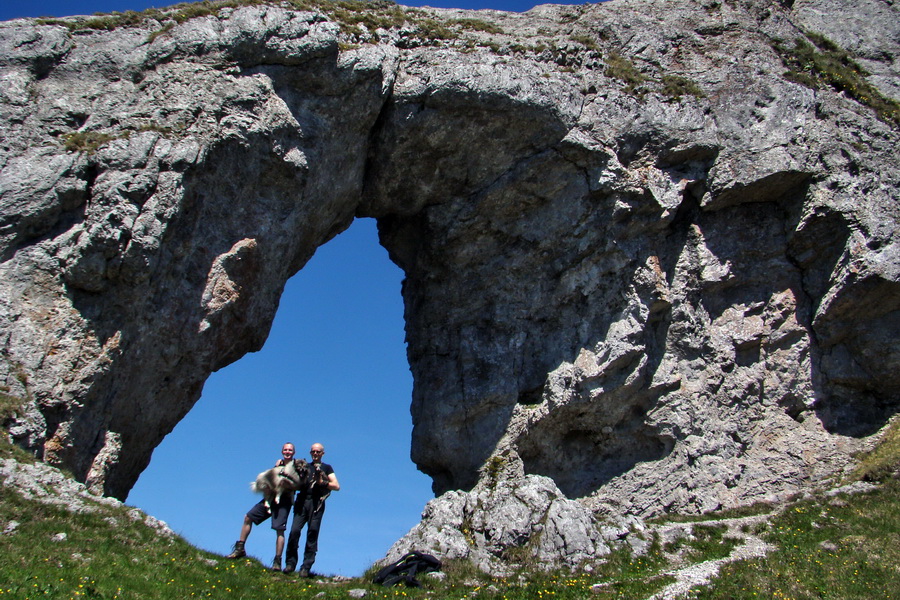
226, 442, 298, 570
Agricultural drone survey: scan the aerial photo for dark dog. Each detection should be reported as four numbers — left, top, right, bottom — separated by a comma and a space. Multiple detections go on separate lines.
251, 459, 308, 508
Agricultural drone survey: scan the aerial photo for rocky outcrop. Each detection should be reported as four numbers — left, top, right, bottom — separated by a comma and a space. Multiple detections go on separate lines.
385, 473, 613, 575
0, 457, 175, 536
1, 0, 899, 568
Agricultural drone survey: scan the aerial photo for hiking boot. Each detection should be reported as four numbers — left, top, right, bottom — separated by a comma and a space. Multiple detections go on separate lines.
282, 561, 296, 574
226, 541, 246, 559
271, 555, 282, 571
298, 567, 311, 578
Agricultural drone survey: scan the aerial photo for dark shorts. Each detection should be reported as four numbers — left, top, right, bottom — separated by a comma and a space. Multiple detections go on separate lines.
246, 496, 293, 532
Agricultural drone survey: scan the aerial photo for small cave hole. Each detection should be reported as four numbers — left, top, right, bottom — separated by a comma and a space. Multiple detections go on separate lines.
517, 384, 546, 406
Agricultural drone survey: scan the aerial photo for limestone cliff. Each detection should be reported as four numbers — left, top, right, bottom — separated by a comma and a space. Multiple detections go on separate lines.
1, 0, 898, 567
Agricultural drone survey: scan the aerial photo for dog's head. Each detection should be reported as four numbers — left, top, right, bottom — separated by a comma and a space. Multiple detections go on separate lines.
280, 459, 308, 489
292, 458, 309, 481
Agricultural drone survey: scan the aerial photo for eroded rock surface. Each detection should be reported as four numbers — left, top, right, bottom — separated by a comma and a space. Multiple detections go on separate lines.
385, 472, 611, 574
1, 0, 898, 567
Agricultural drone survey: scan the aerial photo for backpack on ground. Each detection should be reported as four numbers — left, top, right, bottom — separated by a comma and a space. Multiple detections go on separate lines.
372, 551, 442, 587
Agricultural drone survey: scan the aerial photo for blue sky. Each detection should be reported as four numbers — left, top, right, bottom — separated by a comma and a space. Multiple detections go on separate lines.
0, 0, 589, 577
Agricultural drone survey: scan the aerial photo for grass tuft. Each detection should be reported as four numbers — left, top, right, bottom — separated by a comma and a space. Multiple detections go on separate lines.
61, 131, 116, 154
0, 393, 35, 463
569, 33, 600, 52
450, 18, 504, 35
605, 52, 646, 95
772, 31, 900, 126
33, 1, 512, 52
660, 74, 705, 102
849, 418, 900, 483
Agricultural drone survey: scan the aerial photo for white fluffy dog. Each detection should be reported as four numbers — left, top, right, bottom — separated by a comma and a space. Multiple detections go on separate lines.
251, 459, 308, 508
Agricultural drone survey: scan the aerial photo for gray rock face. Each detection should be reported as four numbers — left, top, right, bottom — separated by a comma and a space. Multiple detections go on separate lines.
1, 0, 899, 567
0, 457, 175, 537
385, 472, 610, 574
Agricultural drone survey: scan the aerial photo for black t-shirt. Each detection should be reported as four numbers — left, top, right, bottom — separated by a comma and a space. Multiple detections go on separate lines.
313, 461, 334, 476
306, 461, 334, 499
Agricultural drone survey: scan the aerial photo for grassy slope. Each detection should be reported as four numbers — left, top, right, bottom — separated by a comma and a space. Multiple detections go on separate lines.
1, 469, 897, 600
689, 479, 900, 600
2, 391, 899, 600
1, 416, 898, 599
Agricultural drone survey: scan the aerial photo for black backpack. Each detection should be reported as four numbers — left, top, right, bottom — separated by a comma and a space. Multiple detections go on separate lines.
372, 551, 442, 587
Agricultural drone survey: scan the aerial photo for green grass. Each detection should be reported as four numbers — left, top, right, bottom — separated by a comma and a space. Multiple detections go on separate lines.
61, 131, 116, 154
663, 524, 741, 563
588, 536, 675, 599
687, 477, 900, 600
604, 52, 646, 95
849, 417, 900, 483
773, 31, 900, 126
0, 487, 320, 600
1, 450, 898, 599
660, 74, 705, 102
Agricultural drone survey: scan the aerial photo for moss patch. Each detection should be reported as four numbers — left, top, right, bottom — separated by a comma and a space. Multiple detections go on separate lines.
61, 131, 116, 154
604, 52, 646, 94
660, 74, 705, 101
773, 31, 900, 126
849, 418, 900, 483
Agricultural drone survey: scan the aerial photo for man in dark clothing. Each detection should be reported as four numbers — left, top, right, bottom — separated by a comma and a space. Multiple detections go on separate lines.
226, 442, 299, 570
284, 443, 340, 577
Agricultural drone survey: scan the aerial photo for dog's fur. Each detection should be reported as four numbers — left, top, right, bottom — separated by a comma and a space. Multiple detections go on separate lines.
251, 459, 309, 508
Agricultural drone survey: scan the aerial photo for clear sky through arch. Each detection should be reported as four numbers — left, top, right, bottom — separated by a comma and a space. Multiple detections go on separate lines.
126, 217, 430, 576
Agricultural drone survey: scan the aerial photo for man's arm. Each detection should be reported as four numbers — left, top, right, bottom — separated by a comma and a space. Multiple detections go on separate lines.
326, 472, 340, 492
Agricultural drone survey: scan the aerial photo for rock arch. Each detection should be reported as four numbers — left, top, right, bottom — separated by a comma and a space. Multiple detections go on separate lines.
1, 0, 898, 523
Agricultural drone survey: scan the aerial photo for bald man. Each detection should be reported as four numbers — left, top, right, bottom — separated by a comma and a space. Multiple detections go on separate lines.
283, 443, 340, 577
